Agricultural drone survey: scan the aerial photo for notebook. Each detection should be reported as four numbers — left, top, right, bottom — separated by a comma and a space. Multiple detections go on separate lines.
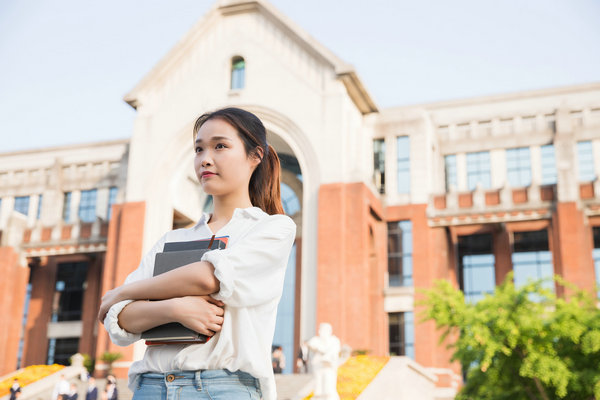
141, 236, 228, 345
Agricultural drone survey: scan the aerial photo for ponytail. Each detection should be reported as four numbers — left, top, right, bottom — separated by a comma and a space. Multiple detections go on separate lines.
249, 144, 284, 215
193, 108, 285, 215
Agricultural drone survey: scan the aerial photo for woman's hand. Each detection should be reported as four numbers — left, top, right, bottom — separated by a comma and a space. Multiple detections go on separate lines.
173, 295, 225, 337
98, 286, 127, 323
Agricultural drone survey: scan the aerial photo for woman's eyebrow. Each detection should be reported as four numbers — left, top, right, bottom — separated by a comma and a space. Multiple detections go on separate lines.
195, 136, 233, 144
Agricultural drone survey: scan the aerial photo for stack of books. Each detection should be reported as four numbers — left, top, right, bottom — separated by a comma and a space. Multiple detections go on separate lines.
141, 235, 228, 345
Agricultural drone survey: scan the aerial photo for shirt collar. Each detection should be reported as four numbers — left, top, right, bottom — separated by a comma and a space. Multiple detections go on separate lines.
193, 206, 266, 229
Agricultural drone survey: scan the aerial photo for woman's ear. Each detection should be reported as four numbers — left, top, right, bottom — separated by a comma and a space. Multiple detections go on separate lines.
250, 146, 264, 168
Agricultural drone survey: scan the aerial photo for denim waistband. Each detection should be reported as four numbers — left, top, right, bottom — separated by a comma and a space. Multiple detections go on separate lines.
138, 369, 257, 388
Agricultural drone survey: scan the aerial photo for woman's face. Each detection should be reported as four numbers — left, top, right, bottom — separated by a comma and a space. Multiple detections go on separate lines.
194, 118, 260, 199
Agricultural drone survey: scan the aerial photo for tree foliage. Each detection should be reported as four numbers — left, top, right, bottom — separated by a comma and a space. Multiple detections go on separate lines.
420, 274, 600, 400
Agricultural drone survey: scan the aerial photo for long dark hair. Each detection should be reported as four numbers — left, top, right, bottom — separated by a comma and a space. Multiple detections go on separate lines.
193, 107, 284, 215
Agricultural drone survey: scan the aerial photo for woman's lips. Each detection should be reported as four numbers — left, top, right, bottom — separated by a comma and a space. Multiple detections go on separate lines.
201, 172, 216, 178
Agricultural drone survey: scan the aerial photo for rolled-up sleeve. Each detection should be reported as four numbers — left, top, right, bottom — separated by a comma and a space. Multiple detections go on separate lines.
103, 234, 167, 346
201, 215, 296, 308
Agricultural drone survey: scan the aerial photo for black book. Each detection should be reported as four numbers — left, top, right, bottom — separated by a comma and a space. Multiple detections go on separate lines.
141, 236, 228, 344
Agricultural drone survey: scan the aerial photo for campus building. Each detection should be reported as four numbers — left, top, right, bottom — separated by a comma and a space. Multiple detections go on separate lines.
1, 0, 599, 394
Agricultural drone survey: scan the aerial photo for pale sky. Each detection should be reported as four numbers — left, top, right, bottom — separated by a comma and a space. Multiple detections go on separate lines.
1, 0, 599, 153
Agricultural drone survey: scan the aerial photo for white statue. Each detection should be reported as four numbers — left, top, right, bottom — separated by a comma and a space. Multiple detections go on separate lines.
307, 323, 341, 400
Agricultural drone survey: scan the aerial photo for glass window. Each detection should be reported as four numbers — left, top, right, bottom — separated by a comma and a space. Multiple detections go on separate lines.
444, 154, 457, 191
63, 192, 72, 223
388, 221, 412, 286
506, 147, 531, 187
47, 338, 79, 366
466, 151, 491, 190
78, 189, 97, 223
373, 139, 386, 194
512, 230, 554, 292
281, 182, 300, 216
577, 141, 595, 182
540, 144, 557, 185
273, 243, 297, 374
231, 57, 245, 90
458, 234, 495, 303
107, 187, 118, 220
14, 196, 30, 216
593, 227, 600, 298
51, 262, 89, 322
389, 312, 414, 359
396, 136, 410, 194
37, 194, 43, 219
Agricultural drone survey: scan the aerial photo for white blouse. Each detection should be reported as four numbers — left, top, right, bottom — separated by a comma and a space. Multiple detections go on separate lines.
104, 206, 296, 400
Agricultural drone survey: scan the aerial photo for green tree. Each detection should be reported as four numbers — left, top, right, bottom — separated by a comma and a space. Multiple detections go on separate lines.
100, 351, 123, 375
420, 274, 600, 400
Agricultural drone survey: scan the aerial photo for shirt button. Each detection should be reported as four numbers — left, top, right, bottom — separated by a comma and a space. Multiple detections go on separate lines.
166, 374, 175, 382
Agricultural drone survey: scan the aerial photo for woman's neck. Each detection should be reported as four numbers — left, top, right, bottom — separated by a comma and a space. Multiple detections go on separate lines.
210, 195, 253, 224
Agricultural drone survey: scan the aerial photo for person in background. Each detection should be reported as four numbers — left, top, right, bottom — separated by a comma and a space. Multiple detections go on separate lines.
67, 383, 79, 400
9, 378, 21, 400
52, 374, 70, 400
86, 377, 98, 400
272, 345, 285, 374
105, 375, 118, 400
296, 341, 309, 373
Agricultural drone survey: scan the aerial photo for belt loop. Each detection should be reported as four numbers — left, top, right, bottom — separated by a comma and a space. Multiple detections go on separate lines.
194, 370, 202, 391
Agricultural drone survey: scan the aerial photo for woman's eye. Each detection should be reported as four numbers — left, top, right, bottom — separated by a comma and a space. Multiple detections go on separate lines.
216, 143, 227, 149
195, 147, 202, 153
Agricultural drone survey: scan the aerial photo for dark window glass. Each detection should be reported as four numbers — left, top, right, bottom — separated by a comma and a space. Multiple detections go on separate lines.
593, 227, 600, 298
458, 234, 495, 303
37, 194, 43, 219
389, 312, 414, 359
388, 221, 412, 286
374, 139, 386, 194
52, 262, 88, 322
281, 182, 300, 216
47, 338, 79, 365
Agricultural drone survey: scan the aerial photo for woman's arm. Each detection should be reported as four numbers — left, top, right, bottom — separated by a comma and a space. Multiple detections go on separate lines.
117, 295, 224, 336
98, 260, 219, 322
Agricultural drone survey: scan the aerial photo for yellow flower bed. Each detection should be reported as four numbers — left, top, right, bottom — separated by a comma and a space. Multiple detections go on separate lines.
303, 355, 390, 400
0, 364, 65, 397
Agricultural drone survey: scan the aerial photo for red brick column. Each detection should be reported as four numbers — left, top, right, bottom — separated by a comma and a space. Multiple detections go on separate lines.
316, 183, 386, 355
553, 202, 596, 295
95, 202, 146, 378
0, 247, 30, 374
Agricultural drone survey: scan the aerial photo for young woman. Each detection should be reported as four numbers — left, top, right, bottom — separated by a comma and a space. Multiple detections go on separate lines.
98, 107, 296, 400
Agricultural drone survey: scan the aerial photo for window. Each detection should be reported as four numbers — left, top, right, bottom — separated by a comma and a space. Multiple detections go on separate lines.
389, 312, 414, 359
47, 338, 79, 366
540, 144, 557, 185
388, 221, 412, 286
78, 189, 97, 223
466, 151, 491, 190
37, 194, 43, 219
444, 155, 457, 191
107, 187, 118, 220
52, 262, 89, 322
506, 147, 531, 187
14, 196, 30, 216
593, 227, 600, 298
458, 234, 495, 303
373, 139, 385, 194
512, 230, 554, 292
63, 192, 72, 223
577, 141, 595, 182
281, 182, 300, 216
396, 136, 410, 194
231, 56, 245, 90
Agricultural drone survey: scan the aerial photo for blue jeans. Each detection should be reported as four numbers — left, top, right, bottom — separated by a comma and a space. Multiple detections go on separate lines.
133, 370, 262, 400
